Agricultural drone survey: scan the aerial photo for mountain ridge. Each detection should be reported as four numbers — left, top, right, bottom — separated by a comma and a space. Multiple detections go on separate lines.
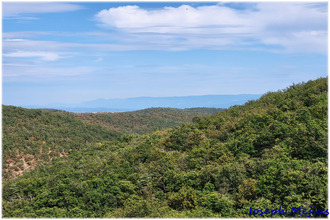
23, 94, 261, 113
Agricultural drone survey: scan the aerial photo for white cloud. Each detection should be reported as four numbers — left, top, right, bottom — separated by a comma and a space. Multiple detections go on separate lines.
95, 5, 252, 34
3, 2, 84, 17
3, 63, 94, 79
4, 51, 62, 61
3, 38, 78, 51
3, 32, 54, 38
2, 2, 327, 55
95, 2, 327, 54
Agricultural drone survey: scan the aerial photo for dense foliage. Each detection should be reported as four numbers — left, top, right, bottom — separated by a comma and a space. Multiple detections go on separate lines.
2, 77, 328, 217
3, 107, 216, 180
72, 107, 224, 134
2, 106, 120, 180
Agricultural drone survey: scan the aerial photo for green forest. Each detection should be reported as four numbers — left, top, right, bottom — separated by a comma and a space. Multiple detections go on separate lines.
3, 106, 219, 180
2, 77, 328, 217
72, 107, 224, 134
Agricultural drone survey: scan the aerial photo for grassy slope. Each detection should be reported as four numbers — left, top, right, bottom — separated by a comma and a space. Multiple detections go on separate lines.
2, 77, 328, 217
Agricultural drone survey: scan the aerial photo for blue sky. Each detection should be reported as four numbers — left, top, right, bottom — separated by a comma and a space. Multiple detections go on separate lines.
2, 1, 328, 106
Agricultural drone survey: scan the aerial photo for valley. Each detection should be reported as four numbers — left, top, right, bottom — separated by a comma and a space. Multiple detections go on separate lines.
2, 77, 328, 217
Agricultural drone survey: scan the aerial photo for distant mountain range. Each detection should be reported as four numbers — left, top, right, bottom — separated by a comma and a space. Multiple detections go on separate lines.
24, 94, 262, 113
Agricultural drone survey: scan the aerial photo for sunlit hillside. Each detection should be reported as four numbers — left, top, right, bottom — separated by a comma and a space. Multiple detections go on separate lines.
2, 77, 327, 217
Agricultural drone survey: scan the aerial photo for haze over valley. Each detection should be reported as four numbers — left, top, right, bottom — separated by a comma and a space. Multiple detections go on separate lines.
25, 94, 262, 113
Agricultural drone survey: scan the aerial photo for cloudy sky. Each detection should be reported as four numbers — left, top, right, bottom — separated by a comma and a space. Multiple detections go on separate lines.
2, 1, 328, 106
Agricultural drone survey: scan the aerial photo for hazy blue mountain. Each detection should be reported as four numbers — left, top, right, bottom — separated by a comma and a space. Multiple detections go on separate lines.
24, 94, 262, 113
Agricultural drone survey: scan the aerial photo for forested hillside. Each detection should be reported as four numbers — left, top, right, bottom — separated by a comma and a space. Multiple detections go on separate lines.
73, 107, 224, 134
2, 106, 221, 180
2, 106, 121, 180
2, 77, 328, 217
